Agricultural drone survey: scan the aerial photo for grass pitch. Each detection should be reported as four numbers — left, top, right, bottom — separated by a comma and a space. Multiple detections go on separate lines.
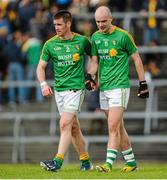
0, 162, 167, 179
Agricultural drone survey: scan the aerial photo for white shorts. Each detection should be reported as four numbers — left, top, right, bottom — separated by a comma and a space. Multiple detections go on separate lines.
100, 88, 130, 110
54, 90, 85, 115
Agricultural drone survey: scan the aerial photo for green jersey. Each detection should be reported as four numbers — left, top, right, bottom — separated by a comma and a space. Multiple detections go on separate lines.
91, 26, 137, 91
40, 33, 91, 91
22, 38, 42, 65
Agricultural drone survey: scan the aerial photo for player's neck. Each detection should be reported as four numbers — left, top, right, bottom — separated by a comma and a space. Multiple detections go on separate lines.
59, 31, 74, 40
108, 25, 116, 34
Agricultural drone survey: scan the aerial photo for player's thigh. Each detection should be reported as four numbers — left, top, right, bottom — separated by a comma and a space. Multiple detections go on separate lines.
54, 91, 64, 115
63, 90, 85, 112
99, 91, 109, 110
100, 88, 130, 110
107, 88, 130, 109
55, 90, 85, 115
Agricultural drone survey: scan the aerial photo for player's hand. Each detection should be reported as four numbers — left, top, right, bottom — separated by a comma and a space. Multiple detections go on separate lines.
41, 83, 53, 97
137, 80, 149, 98
85, 73, 96, 91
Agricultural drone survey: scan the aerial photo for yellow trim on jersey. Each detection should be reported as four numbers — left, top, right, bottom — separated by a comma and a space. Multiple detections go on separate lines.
40, 35, 59, 60
46, 35, 59, 42
116, 27, 137, 48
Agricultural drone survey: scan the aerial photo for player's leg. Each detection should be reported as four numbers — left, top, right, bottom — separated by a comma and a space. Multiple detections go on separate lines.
120, 119, 138, 172
71, 116, 93, 171
118, 88, 138, 171
96, 90, 125, 172
104, 110, 137, 172
98, 88, 137, 172
96, 107, 123, 172
40, 90, 77, 172
40, 111, 75, 172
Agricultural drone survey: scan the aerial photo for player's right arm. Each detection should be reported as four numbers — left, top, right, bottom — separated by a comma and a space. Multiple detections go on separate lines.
85, 33, 99, 90
87, 55, 98, 76
36, 60, 53, 97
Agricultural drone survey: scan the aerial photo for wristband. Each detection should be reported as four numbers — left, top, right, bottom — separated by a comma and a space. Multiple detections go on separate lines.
40, 81, 47, 87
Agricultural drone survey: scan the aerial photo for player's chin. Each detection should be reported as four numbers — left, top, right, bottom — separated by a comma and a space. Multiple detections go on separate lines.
56, 32, 62, 36
99, 28, 106, 33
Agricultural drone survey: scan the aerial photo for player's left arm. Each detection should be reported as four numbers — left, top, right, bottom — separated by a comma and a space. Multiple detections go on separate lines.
131, 51, 149, 98
123, 31, 149, 98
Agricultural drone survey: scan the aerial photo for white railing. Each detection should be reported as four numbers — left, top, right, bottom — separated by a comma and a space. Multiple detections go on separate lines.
0, 79, 167, 135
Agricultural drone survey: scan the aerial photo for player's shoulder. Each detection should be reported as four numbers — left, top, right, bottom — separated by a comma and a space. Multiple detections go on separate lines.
44, 35, 59, 46
73, 33, 91, 45
92, 30, 100, 37
91, 31, 101, 41
115, 27, 132, 37
74, 32, 89, 40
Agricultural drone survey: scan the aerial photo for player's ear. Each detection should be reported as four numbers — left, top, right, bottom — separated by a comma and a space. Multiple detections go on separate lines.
67, 21, 71, 28
110, 17, 113, 23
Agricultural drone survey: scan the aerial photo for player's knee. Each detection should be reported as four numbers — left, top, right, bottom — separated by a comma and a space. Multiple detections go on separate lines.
60, 121, 71, 132
108, 122, 120, 134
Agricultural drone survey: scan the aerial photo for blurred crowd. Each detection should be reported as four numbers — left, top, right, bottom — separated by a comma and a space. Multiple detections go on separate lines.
0, 0, 167, 109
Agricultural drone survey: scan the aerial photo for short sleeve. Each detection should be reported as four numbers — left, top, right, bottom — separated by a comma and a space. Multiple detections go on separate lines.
83, 37, 92, 56
122, 32, 138, 56
91, 35, 98, 56
40, 42, 50, 62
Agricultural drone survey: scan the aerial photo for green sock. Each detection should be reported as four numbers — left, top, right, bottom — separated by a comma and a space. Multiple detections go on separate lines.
106, 149, 118, 168
53, 157, 63, 168
122, 148, 137, 167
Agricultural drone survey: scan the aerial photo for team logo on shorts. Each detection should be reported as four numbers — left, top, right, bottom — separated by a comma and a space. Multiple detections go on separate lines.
72, 53, 80, 61
109, 48, 118, 57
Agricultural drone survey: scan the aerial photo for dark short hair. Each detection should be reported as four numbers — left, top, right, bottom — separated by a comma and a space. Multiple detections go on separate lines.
53, 10, 72, 23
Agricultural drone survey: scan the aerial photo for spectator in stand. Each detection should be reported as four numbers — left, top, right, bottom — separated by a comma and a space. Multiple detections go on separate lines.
17, 0, 35, 32
4, 30, 27, 106
6, 1, 18, 33
69, 0, 89, 15
144, 40, 162, 82
29, 7, 47, 41
69, 0, 92, 35
108, 0, 127, 12
22, 32, 43, 102
144, 58, 161, 83
140, 0, 166, 45
131, 0, 144, 12
0, 44, 8, 111
0, 7, 11, 46
44, 4, 59, 39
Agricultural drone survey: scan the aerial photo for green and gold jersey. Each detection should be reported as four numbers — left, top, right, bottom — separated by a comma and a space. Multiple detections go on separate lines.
40, 33, 91, 91
91, 26, 137, 91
